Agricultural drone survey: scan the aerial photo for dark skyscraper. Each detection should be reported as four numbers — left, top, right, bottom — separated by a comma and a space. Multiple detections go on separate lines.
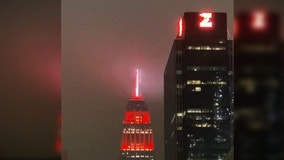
120, 69, 155, 160
234, 11, 283, 160
164, 12, 233, 160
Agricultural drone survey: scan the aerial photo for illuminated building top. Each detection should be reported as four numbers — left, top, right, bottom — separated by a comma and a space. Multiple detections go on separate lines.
120, 69, 154, 160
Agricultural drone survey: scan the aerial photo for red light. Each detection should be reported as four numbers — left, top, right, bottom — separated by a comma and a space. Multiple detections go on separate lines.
136, 69, 139, 97
55, 112, 61, 154
123, 111, 151, 124
121, 69, 154, 153
131, 69, 143, 100
234, 18, 238, 37
177, 18, 183, 37
252, 10, 266, 30
199, 12, 213, 28
120, 131, 155, 151
55, 137, 61, 154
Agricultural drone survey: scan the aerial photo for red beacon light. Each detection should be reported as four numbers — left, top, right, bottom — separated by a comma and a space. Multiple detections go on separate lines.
199, 12, 213, 28
251, 10, 267, 30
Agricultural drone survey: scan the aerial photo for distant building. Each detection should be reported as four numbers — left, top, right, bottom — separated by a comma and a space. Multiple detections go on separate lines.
164, 12, 233, 160
120, 69, 155, 160
234, 11, 283, 160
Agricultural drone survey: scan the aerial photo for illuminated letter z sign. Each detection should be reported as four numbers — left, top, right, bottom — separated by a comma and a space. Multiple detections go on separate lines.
199, 13, 213, 28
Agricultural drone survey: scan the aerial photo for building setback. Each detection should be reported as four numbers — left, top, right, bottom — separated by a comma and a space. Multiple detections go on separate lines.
164, 12, 233, 160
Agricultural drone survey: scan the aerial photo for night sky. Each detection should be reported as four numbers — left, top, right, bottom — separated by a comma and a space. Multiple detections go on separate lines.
62, 0, 233, 160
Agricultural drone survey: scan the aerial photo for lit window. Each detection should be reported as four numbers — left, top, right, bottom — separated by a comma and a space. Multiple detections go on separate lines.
201, 46, 212, 50
202, 123, 208, 127
194, 46, 201, 50
177, 112, 183, 117
212, 46, 226, 50
187, 80, 201, 85
194, 87, 201, 92
187, 45, 227, 50
196, 124, 201, 127
187, 109, 211, 113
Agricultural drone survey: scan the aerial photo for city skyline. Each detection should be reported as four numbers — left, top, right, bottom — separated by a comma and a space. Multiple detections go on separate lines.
62, 0, 233, 160
2, 0, 284, 160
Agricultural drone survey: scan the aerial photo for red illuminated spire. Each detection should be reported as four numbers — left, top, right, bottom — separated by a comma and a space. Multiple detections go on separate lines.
120, 69, 155, 158
131, 69, 143, 100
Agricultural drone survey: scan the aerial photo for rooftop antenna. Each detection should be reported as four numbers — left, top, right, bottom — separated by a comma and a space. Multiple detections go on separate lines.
131, 69, 143, 100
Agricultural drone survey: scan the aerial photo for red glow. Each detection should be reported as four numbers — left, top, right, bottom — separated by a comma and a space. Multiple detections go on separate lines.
131, 69, 143, 100
55, 112, 61, 154
252, 10, 266, 30
199, 12, 213, 28
177, 18, 183, 37
234, 18, 238, 37
55, 137, 61, 154
121, 143, 154, 151
120, 110, 154, 151
121, 69, 154, 152
123, 111, 151, 124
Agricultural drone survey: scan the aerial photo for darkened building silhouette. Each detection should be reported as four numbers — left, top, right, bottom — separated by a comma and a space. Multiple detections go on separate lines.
234, 11, 283, 160
164, 12, 233, 160
120, 69, 154, 160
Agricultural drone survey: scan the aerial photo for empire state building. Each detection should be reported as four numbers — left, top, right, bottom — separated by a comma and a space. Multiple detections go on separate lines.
120, 69, 155, 160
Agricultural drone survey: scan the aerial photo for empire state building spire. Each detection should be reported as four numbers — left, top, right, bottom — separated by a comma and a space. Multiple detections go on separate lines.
130, 69, 143, 100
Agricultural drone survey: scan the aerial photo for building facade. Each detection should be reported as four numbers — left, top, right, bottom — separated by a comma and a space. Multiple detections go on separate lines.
234, 11, 283, 160
120, 69, 155, 160
164, 12, 233, 160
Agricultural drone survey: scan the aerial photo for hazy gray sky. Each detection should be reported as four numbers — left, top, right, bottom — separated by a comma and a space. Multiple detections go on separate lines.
0, 0, 60, 158
62, 0, 233, 160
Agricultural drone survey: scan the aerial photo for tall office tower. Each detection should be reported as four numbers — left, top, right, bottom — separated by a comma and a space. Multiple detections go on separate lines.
164, 12, 233, 160
234, 11, 283, 160
120, 69, 155, 160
